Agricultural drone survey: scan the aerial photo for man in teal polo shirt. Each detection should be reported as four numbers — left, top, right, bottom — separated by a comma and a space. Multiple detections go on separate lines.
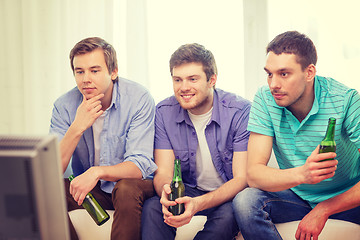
232, 31, 360, 240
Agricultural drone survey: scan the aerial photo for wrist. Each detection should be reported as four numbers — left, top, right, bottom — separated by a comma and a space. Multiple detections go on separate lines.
313, 201, 332, 218
89, 166, 102, 181
69, 121, 86, 137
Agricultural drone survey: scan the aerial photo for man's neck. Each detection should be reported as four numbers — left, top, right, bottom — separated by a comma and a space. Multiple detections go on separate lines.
287, 82, 315, 123
101, 81, 114, 111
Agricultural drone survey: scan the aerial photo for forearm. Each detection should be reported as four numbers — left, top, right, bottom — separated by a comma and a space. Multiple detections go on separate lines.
153, 173, 172, 196
88, 161, 143, 182
59, 124, 84, 172
247, 163, 302, 192
195, 176, 247, 212
315, 181, 360, 217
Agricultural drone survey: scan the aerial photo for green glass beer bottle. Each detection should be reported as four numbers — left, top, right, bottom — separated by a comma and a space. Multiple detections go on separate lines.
168, 158, 185, 215
319, 117, 336, 160
68, 175, 110, 226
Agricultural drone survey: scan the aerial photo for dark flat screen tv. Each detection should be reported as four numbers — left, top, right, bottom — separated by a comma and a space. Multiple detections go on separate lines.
0, 135, 70, 240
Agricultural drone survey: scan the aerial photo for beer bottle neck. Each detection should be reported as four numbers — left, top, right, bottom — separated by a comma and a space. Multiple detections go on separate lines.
324, 118, 336, 141
173, 159, 182, 182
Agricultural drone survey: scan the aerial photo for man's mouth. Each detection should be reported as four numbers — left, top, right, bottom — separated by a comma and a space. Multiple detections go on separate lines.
181, 94, 194, 101
83, 87, 96, 93
272, 92, 286, 100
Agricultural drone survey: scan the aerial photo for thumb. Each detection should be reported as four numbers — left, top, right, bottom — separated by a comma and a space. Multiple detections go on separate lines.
163, 184, 172, 195
175, 196, 190, 204
311, 145, 320, 156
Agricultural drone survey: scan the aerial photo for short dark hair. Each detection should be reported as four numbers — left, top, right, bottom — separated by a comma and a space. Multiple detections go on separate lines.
266, 31, 317, 70
169, 43, 217, 81
70, 37, 118, 81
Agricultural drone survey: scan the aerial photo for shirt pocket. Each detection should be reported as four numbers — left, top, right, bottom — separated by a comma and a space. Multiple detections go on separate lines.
173, 150, 191, 178
107, 134, 126, 163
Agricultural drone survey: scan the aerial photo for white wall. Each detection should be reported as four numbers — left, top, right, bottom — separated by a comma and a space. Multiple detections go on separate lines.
146, 0, 245, 103
1, 0, 360, 136
267, 0, 360, 91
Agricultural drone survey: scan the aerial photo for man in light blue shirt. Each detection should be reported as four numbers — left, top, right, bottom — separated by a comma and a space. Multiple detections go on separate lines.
232, 31, 360, 240
50, 37, 157, 240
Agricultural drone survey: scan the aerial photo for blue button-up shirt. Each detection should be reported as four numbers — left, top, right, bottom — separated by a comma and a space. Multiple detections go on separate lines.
50, 78, 157, 193
155, 89, 251, 187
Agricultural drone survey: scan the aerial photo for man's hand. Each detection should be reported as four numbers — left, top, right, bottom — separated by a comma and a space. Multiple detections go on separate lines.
69, 168, 99, 205
299, 145, 338, 185
73, 93, 104, 133
160, 184, 200, 228
295, 207, 328, 240
164, 196, 199, 228
160, 184, 176, 219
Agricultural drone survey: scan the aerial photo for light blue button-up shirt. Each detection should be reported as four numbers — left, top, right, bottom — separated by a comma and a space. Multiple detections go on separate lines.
50, 77, 157, 193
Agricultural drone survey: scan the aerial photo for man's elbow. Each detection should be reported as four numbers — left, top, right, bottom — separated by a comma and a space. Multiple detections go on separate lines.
246, 167, 260, 188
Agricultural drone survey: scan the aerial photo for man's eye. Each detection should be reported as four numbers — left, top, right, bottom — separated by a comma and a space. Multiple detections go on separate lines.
92, 70, 99, 73
267, 73, 273, 78
281, 72, 288, 77
76, 71, 84, 74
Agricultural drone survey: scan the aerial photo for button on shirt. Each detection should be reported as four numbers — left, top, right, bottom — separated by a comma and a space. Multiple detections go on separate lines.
155, 89, 251, 188
49, 78, 158, 193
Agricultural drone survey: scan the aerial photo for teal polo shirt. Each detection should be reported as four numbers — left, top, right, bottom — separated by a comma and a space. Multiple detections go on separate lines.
248, 75, 360, 207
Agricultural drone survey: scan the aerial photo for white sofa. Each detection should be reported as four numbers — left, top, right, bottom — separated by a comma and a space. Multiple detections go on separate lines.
68, 155, 360, 239
69, 209, 360, 240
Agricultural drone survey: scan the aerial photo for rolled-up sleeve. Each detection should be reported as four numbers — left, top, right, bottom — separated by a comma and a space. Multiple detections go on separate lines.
122, 91, 158, 178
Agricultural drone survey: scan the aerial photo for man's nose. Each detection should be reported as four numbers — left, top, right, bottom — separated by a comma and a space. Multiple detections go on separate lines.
82, 72, 91, 83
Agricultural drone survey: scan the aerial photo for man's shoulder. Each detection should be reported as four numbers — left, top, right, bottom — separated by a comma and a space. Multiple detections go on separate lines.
156, 95, 179, 109
54, 87, 81, 107
117, 77, 150, 95
215, 89, 251, 110
317, 76, 355, 96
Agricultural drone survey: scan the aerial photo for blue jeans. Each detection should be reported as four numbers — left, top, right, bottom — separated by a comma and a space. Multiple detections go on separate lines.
232, 188, 360, 240
141, 186, 239, 240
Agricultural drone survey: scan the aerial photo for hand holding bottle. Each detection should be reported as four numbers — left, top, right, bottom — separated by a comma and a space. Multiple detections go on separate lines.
319, 117, 336, 160
68, 175, 110, 226
168, 159, 185, 215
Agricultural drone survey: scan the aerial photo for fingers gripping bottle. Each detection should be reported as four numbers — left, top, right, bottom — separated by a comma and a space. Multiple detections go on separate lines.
168, 158, 185, 215
319, 117, 336, 160
68, 175, 110, 225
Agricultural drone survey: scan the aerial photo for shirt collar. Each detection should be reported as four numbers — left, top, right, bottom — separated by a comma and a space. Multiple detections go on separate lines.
109, 80, 119, 110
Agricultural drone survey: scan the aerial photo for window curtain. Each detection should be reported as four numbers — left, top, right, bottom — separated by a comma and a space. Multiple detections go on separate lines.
0, 0, 149, 135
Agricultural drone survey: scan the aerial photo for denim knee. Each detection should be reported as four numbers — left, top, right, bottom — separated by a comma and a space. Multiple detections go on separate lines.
232, 188, 264, 221
142, 196, 162, 222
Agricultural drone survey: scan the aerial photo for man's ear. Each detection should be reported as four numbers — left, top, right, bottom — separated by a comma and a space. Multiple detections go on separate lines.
209, 74, 217, 88
111, 68, 118, 80
306, 64, 316, 82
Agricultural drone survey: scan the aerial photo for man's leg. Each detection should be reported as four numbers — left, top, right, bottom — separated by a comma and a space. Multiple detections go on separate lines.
232, 187, 312, 240
194, 201, 239, 240
64, 179, 82, 240
185, 187, 238, 240
65, 179, 114, 240
111, 178, 154, 240
141, 195, 177, 240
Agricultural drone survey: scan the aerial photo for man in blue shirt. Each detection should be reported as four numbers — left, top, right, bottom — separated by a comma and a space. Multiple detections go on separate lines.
49, 37, 157, 240
141, 43, 251, 239
233, 31, 360, 240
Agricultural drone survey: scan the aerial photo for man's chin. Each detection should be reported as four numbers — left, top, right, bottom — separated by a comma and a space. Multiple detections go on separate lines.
274, 99, 289, 108
178, 101, 195, 110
